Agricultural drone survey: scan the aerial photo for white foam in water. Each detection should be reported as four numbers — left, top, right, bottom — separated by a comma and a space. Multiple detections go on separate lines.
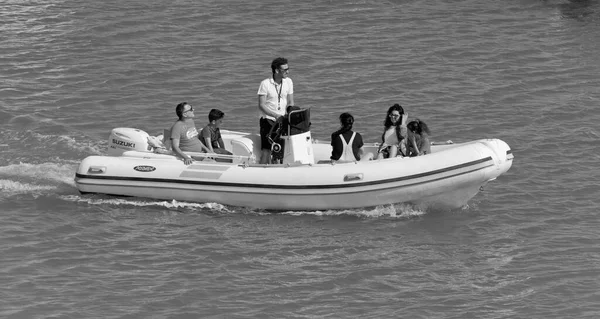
361, 203, 426, 218
59, 195, 231, 212
0, 179, 56, 194
0, 162, 78, 187
280, 203, 426, 218
58, 193, 424, 217
0, 162, 81, 197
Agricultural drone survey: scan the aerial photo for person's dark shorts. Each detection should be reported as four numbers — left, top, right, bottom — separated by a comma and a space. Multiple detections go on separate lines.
259, 117, 276, 150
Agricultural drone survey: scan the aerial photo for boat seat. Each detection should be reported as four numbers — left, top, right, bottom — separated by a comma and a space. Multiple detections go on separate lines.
156, 129, 256, 164
230, 135, 261, 163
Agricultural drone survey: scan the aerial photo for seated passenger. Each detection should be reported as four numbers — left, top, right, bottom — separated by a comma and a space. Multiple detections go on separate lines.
406, 119, 431, 157
376, 104, 408, 159
330, 112, 373, 163
200, 109, 233, 161
170, 102, 210, 165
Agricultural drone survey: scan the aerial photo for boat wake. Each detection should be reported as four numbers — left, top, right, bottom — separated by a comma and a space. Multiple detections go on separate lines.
276, 203, 427, 218
0, 162, 78, 197
58, 193, 427, 218
59, 195, 232, 213
0, 179, 57, 194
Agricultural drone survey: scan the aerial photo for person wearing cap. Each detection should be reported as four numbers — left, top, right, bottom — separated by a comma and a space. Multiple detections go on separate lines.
257, 57, 294, 164
170, 102, 209, 165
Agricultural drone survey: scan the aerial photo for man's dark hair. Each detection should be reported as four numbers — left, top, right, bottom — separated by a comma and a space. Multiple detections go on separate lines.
175, 102, 189, 120
271, 57, 288, 74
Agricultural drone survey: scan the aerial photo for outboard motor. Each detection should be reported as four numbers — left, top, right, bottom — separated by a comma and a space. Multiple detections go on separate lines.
107, 128, 152, 156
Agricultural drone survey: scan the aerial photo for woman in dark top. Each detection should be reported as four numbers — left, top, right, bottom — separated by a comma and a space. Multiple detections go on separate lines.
330, 112, 372, 162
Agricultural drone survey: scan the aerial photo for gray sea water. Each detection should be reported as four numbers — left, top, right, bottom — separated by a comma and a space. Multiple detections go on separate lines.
1, 0, 600, 318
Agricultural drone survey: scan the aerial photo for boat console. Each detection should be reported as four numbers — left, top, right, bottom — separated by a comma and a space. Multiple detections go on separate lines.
271, 107, 315, 165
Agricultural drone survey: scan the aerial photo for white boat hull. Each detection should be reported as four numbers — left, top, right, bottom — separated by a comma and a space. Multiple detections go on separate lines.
75, 131, 513, 211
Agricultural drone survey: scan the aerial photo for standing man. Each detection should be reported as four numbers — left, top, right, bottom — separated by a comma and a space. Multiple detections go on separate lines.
257, 57, 294, 164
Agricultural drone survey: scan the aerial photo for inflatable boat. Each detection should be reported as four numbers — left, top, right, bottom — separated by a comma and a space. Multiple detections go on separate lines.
74, 108, 514, 211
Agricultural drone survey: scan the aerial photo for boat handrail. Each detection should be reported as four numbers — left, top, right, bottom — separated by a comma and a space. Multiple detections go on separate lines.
185, 151, 249, 161
120, 150, 254, 165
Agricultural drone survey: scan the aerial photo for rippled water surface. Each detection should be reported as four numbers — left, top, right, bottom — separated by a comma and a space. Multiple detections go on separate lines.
1, 0, 600, 318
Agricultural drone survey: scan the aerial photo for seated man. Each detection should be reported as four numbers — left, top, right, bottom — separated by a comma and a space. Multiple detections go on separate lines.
170, 102, 210, 165
200, 108, 233, 162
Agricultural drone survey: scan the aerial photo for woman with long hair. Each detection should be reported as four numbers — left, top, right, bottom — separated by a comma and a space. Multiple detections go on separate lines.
376, 103, 408, 159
